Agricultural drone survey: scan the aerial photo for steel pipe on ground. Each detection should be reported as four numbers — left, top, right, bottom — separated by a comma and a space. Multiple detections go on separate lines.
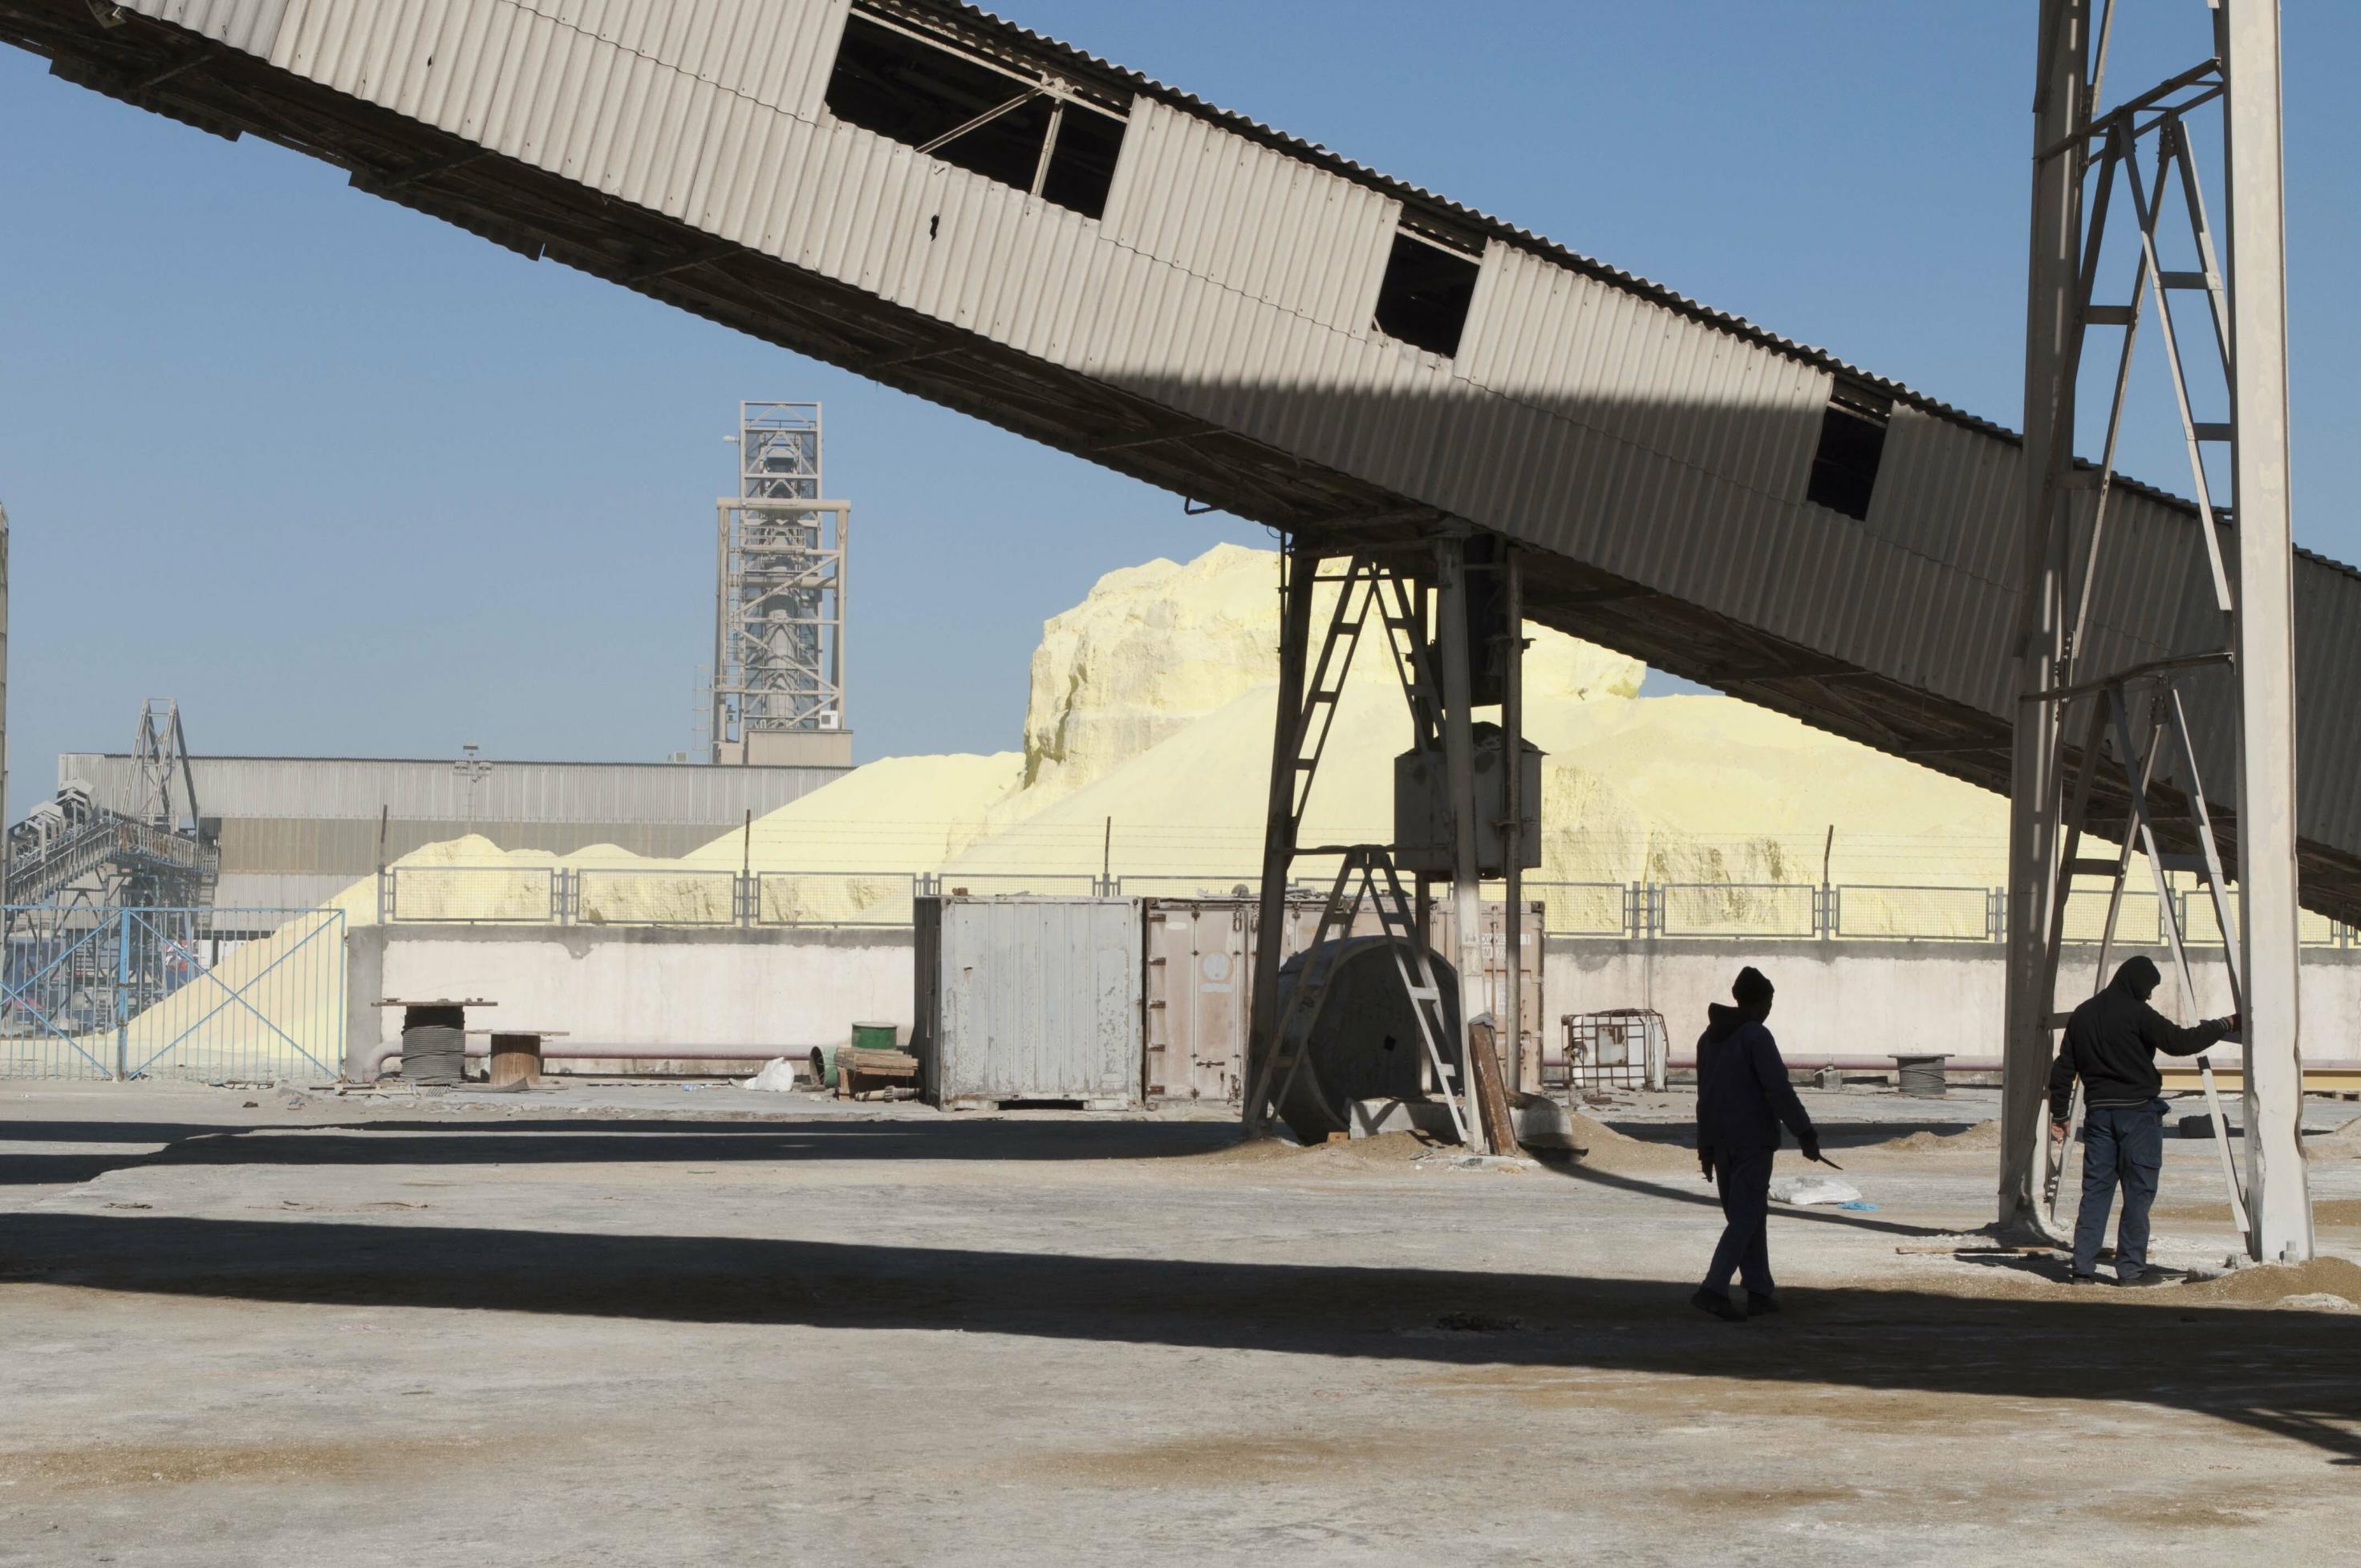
357, 1039, 796, 1083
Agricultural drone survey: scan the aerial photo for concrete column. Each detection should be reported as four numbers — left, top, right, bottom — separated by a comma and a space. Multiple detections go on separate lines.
2222, 0, 2313, 1262
344, 925, 387, 1080
1500, 546, 1526, 1096
2001, 0, 2088, 1234
1434, 536, 1491, 1153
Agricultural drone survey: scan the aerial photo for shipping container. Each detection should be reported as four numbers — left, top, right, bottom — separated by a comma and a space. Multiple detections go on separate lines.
915, 896, 1142, 1109
1142, 896, 1541, 1101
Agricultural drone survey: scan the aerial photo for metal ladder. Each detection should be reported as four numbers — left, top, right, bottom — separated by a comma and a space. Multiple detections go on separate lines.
2041, 672, 2249, 1242
1283, 558, 1442, 816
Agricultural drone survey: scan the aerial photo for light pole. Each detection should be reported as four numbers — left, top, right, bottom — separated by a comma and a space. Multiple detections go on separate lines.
453, 742, 493, 841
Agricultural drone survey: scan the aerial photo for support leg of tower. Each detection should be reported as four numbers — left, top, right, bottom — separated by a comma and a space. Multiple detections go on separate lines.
1243, 545, 1320, 1137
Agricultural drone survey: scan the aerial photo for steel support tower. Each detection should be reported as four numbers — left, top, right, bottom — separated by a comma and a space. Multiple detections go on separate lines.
2002, 0, 2310, 1260
708, 401, 851, 763
1240, 539, 1531, 1157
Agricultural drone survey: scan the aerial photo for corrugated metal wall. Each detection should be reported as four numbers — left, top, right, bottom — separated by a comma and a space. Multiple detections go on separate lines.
1101, 97, 1394, 339
132, 0, 289, 51
57, 754, 844, 824
922, 896, 1141, 1104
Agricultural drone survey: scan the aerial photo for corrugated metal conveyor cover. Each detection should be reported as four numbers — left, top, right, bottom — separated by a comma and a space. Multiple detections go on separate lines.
8, 0, 2361, 914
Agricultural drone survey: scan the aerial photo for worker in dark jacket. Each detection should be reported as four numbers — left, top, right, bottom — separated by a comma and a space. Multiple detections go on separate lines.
2049, 955, 2237, 1286
1693, 966, 1822, 1322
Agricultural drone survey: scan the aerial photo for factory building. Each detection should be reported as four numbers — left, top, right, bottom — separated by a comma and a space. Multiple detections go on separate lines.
53, 752, 850, 914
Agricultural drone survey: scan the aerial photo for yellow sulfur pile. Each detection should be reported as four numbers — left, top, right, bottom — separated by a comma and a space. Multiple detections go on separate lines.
102, 542, 2011, 1076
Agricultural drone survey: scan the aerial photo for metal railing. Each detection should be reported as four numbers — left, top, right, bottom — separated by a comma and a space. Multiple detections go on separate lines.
1654, 882, 1820, 939
575, 867, 739, 927
756, 871, 919, 927
1115, 873, 1261, 900
361, 866, 2361, 948
930, 872, 1107, 898
383, 865, 560, 924
1830, 885, 2000, 942
2, 906, 346, 1082
1524, 881, 1632, 937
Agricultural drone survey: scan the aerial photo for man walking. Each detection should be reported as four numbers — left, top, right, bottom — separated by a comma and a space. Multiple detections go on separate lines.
1693, 966, 1822, 1322
2050, 955, 2237, 1286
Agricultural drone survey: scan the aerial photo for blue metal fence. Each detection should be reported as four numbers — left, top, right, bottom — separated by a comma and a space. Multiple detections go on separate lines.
1, 906, 345, 1082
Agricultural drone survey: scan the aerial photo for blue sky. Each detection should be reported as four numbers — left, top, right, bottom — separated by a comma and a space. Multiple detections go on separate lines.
2, 2, 2355, 819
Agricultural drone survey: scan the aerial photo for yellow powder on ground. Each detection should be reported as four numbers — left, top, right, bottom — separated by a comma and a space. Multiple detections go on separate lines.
2173, 1257, 2361, 1310
1876, 1120, 2005, 1153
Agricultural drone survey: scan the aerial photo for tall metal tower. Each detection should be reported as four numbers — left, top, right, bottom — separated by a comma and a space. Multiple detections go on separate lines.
708, 402, 852, 765
2002, 0, 2310, 1261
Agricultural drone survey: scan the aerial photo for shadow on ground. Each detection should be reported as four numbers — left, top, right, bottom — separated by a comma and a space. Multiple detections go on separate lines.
0, 1115, 1247, 1185
1592, 1117, 1989, 1152
1539, 1153, 1955, 1240
2, 1209, 2356, 1465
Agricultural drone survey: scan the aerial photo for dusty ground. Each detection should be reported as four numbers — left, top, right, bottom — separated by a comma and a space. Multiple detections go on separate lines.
3, 1079, 2359, 1567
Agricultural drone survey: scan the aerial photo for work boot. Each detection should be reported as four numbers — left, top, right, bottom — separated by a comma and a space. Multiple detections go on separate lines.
2118, 1270, 2179, 1289
1691, 1287, 1746, 1323
2068, 1272, 2102, 1286
1745, 1292, 1780, 1318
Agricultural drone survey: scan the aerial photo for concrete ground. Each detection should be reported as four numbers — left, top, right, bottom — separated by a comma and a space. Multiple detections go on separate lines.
4, 1079, 2359, 1567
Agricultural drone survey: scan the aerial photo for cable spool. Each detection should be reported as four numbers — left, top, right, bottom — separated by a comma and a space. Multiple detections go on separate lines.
399, 1024, 465, 1085
1272, 937, 1462, 1145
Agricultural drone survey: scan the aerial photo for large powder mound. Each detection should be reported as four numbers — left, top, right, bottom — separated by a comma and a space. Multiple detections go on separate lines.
168, 541, 2022, 1076
1020, 545, 1288, 802
1017, 542, 1644, 805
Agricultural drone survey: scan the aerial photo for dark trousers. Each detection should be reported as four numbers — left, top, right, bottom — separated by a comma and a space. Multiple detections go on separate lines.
1703, 1146, 1775, 1299
2073, 1100, 2165, 1281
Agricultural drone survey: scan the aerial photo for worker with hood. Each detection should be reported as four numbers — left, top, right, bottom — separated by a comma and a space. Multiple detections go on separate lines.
2050, 955, 2238, 1286
1693, 966, 1823, 1322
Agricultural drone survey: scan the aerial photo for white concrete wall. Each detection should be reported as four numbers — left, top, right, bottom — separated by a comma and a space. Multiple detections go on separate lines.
1544, 938, 2361, 1067
349, 926, 912, 1076
345, 925, 2361, 1082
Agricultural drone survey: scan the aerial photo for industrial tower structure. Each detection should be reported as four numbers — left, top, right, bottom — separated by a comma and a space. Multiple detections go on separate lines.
708, 402, 854, 768
2006, 0, 2310, 1261
3, 700, 218, 1045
